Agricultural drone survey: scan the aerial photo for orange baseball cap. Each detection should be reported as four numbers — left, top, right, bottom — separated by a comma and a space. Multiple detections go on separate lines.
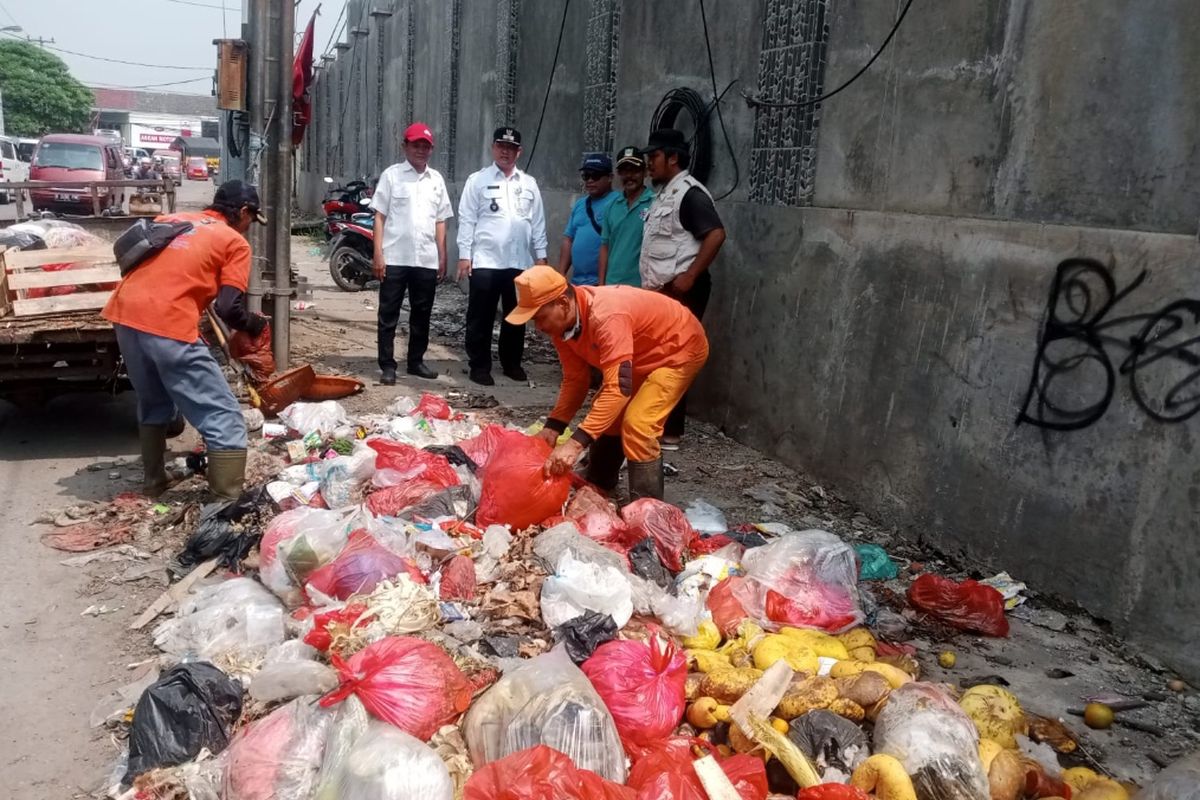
505, 266, 569, 324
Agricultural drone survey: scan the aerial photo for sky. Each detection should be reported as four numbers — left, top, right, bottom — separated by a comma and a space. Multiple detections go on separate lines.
0, 0, 335, 95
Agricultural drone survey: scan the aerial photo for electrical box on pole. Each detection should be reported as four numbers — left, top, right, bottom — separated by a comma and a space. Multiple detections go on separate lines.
214, 39, 249, 111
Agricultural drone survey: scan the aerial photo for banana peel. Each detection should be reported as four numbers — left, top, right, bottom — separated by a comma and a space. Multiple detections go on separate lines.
851, 754, 918, 800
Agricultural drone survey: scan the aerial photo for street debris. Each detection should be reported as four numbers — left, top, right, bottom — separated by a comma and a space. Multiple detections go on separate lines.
23, 390, 1193, 799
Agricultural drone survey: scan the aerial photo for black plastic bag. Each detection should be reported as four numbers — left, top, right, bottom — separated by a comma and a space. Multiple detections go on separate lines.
0, 229, 45, 251
124, 662, 243, 784
424, 444, 478, 472
177, 485, 269, 569
629, 538, 672, 590
554, 610, 618, 663
407, 484, 474, 521
787, 709, 870, 774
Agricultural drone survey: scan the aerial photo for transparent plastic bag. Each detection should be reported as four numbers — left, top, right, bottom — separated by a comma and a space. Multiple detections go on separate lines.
153, 577, 285, 661
224, 698, 333, 800
533, 522, 629, 575
732, 530, 864, 633
314, 695, 371, 800
249, 660, 338, 703
259, 506, 360, 603
872, 682, 990, 800
621, 498, 695, 572
319, 444, 377, 509
1139, 750, 1200, 800
685, 499, 729, 534
313, 719, 454, 800
540, 551, 634, 629
278, 400, 349, 434
464, 647, 627, 783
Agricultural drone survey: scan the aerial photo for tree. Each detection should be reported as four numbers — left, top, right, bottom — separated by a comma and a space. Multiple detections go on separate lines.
0, 41, 93, 137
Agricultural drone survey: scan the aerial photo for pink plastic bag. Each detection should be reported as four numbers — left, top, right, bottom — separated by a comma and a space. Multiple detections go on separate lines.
367, 439, 460, 487
440, 554, 477, 600
476, 437, 571, 531
620, 499, 695, 572
626, 738, 768, 800
321, 636, 473, 740
224, 698, 331, 800
366, 478, 448, 517
582, 637, 687, 759
304, 529, 423, 602
460, 424, 527, 471
413, 392, 453, 420
907, 574, 1009, 637
464, 745, 637, 800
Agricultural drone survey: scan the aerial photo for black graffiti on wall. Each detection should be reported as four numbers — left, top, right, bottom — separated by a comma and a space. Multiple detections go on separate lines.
1017, 258, 1200, 430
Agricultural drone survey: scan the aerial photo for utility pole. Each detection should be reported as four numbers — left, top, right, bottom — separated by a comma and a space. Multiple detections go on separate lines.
246, 0, 269, 314
271, 0, 293, 368
25, 36, 54, 48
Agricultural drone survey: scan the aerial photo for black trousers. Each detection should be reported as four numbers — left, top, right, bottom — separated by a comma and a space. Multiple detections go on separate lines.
377, 265, 438, 370
662, 270, 712, 437
465, 268, 524, 373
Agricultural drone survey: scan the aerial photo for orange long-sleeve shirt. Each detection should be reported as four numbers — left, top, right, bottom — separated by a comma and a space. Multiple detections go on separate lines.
548, 285, 709, 443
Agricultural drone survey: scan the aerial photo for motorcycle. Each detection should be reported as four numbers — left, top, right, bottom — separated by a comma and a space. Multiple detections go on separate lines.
323, 176, 377, 292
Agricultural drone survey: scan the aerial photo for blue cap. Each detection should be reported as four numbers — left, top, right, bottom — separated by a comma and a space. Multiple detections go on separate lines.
579, 153, 612, 173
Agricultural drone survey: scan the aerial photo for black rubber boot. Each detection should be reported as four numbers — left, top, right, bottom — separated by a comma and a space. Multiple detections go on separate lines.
627, 456, 664, 501
139, 424, 169, 497
205, 449, 247, 501
584, 435, 625, 493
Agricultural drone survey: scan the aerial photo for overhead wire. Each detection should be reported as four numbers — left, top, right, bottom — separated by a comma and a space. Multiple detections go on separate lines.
320, 0, 348, 60
743, 0, 916, 109
0, 31, 212, 70
89, 76, 213, 90
523, 0, 570, 171
697, 0, 740, 200
0, 1, 19, 27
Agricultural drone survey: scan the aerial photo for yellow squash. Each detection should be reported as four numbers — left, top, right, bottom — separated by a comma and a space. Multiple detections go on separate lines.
752, 634, 819, 674
851, 754, 918, 800
959, 685, 1026, 748
778, 627, 852, 660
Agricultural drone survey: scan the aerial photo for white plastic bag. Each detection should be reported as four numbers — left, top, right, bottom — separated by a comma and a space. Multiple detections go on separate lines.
259, 506, 362, 603
313, 720, 454, 800
540, 551, 633, 629
153, 577, 285, 661
1139, 750, 1200, 800
873, 682, 990, 800
224, 698, 333, 800
464, 647, 626, 783
685, 499, 729, 534
733, 529, 865, 633
250, 646, 338, 704
319, 444, 377, 508
279, 400, 349, 434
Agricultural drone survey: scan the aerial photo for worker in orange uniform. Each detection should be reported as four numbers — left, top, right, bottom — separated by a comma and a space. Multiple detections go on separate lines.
506, 265, 709, 499
103, 180, 267, 500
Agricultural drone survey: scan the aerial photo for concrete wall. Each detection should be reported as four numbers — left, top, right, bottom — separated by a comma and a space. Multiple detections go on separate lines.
296, 0, 1200, 678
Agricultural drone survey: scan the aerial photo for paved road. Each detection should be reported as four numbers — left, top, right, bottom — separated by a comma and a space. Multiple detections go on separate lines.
0, 176, 214, 223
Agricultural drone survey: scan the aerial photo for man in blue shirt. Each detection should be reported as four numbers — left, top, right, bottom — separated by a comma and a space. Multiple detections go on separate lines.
557, 153, 619, 286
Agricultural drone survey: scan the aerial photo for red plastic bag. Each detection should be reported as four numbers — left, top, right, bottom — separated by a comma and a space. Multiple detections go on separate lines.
459, 424, 527, 471
321, 636, 473, 740
689, 534, 736, 555
907, 574, 1010, 636
440, 554, 477, 600
796, 786, 871, 800
230, 322, 276, 383
302, 603, 373, 651
707, 576, 750, 637
367, 439, 460, 487
763, 584, 861, 632
464, 745, 637, 800
626, 738, 768, 800
413, 392, 453, 420
565, 484, 616, 519
582, 636, 687, 758
476, 437, 571, 530
621, 499, 695, 572
366, 478, 447, 517
304, 529, 423, 602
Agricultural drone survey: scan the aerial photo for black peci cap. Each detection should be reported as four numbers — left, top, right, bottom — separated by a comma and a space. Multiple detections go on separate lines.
638, 128, 689, 156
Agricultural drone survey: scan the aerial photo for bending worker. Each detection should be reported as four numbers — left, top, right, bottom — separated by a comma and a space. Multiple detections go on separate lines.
508, 265, 708, 500
103, 180, 267, 500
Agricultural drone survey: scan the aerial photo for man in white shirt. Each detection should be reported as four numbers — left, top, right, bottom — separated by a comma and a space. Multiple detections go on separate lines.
371, 122, 453, 384
455, 126, 548, 386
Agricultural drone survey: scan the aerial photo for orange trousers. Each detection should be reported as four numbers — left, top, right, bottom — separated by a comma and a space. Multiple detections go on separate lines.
606, 343, 709, 461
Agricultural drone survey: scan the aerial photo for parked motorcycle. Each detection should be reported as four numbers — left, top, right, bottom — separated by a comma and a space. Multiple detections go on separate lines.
323, 176, 376, 292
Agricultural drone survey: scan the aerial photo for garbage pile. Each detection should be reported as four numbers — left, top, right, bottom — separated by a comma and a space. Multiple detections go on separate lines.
100, 391, 1173, 800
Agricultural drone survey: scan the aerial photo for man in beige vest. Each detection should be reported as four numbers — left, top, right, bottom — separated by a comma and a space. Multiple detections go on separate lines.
637, 128, 726, 449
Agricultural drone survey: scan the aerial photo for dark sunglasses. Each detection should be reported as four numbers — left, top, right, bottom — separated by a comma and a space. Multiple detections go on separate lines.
581, 171, 608, 181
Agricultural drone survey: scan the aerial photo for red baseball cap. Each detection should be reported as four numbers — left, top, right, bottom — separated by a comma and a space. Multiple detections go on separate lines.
404, 122, 434, 145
